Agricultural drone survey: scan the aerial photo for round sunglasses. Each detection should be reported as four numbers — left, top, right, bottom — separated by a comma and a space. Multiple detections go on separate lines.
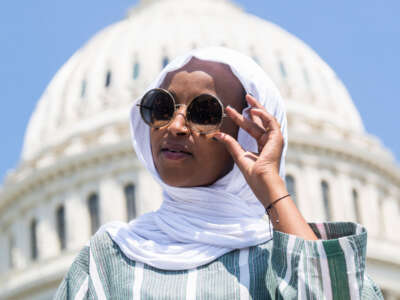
137, 88, 227, 134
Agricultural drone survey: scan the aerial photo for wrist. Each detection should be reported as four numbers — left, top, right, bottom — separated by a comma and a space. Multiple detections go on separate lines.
257, 173, 288, 208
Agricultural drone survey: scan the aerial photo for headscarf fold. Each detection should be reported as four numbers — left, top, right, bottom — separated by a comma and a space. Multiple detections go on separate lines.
103, 47, 288, 270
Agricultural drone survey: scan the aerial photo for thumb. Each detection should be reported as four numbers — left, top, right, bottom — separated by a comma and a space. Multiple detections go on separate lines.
213, 132, 245, 166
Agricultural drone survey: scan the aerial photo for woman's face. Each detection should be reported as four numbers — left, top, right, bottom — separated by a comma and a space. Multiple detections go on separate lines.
150, 58, 246, 187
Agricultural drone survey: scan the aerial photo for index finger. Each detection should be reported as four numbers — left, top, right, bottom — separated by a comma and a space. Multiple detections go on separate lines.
246, 94, 264, 109
245, 94, 281, 132
225, 105, 266, 141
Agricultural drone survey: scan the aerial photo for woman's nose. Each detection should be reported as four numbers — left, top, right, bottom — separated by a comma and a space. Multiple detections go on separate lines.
167, 107, 190, 135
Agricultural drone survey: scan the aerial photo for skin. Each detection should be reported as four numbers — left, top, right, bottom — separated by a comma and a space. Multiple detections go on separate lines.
150, 57, 317, 240
150, 57, 246, 187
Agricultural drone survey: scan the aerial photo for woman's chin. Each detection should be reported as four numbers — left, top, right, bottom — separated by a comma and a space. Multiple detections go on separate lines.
159, 172, 221, 188
158, 171, 201, 187
162, 177, 193, 187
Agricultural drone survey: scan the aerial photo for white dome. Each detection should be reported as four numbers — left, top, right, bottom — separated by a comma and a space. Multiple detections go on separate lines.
22, 0, 365, 163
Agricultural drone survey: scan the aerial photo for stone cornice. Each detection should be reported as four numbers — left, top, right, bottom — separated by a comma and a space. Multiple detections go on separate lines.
0, 140, 139, 214
288, 131, 400, 185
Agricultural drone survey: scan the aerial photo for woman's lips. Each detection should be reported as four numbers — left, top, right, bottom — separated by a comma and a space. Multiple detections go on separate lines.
160, 148, 193, 160
160, 143, 193, 161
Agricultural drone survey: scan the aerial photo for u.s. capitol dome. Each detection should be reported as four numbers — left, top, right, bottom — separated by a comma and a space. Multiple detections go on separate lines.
0, 0, 399, 298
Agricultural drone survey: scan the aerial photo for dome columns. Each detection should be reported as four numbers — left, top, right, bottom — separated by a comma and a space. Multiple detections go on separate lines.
363, 183, 381, 238
300, 165, 324, 220
99, 176, 126, 224
380, 192, 399, 242
36, 203, 59, 259
65, 191, 91, 250
13, 220, 29, 269
335, 172, 356, 221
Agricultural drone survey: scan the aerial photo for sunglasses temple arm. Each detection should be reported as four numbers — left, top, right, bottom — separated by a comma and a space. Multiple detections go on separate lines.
137, 104, 153, 110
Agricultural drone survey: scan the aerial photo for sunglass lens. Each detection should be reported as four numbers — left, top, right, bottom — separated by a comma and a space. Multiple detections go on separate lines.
188, 95, 223, 133
140, 90, 174, 128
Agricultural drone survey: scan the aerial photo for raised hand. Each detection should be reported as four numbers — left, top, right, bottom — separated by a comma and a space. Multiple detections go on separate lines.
213, 94, 285, 207
214, 94, 318, 240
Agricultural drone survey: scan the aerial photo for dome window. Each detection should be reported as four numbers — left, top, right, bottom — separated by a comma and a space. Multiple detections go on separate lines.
162, 56, 169, 68
30, 218, 38, 260
56, 205, 66, 250
352, 189, 361, 223
285, 175, 297, 205
279, 60, 287, 78
88, 193, 100, 235
125, 183, 137, 221
81, 80, 87, 98
105, 70, 112, 88
133, 62, 140, 80
321, 180, 332, 221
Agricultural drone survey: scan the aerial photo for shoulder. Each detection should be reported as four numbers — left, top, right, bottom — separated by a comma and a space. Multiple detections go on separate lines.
65, 244, 90, 277
88, 223, 127, 264
90, 228, 115, 251
64, 229, 116, 275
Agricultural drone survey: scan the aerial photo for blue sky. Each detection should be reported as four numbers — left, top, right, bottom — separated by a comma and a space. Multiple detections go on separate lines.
0, 0, 399, 182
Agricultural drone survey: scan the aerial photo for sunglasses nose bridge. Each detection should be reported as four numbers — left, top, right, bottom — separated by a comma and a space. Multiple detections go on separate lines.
172, 104, 188, 120
168, 104, 190, 133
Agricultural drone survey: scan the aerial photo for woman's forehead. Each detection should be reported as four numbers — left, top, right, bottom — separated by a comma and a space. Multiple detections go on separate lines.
161, 58, 228, 85
160, 57, 245, 108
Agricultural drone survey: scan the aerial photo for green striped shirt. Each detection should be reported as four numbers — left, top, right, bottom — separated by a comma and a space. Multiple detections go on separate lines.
54, 222, 383, 299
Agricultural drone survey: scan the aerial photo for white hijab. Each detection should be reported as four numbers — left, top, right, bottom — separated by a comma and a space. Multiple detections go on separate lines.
103, 47, 288, 270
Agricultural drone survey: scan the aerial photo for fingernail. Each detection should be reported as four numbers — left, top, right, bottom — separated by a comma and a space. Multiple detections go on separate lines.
213, 133, 223, 140
226, 105, 236, 112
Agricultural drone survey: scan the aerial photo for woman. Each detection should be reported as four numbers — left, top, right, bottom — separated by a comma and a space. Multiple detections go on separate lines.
55, 47, 383, 299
